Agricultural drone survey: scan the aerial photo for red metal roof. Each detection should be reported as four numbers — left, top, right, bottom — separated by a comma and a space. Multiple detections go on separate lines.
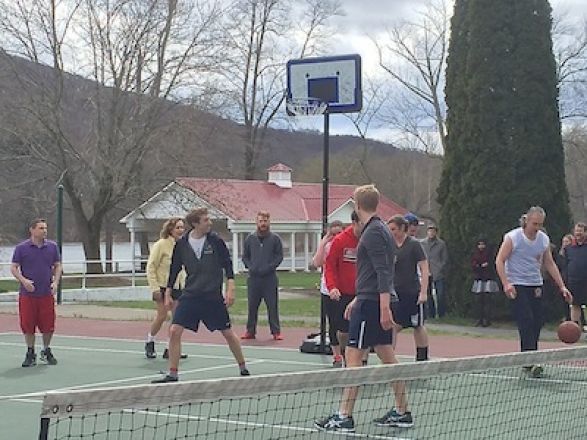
176, 177, 407, 222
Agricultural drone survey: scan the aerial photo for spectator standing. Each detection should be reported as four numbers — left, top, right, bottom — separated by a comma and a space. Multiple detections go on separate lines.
470, 238, 499, 327
242, 211, 284, 340
421, 225, 448, 318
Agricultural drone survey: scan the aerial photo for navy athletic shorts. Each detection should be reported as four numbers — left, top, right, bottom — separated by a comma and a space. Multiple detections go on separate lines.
172, 295, 231, 332
347, 299, 393, 349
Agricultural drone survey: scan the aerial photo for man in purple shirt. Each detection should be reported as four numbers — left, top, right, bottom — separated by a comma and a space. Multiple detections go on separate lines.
11, 218, 62, 367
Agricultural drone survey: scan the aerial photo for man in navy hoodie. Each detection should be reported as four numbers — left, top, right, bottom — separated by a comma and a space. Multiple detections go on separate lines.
152, 208, 249, 383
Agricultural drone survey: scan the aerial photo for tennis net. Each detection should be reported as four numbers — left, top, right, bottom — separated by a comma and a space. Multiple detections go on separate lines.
40, 346, 587, 439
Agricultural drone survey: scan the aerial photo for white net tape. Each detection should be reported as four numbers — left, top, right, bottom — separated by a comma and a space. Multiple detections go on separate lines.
286, 98, 327, 116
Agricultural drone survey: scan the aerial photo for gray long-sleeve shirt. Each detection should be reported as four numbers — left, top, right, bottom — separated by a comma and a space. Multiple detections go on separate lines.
356, 216, 396, 300
242, 232, 284, 277
421, 237, 448, 281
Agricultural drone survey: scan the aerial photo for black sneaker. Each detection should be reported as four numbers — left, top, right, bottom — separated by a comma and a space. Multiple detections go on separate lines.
145, 341, 156, 359
40, 348, 58, 365
151, 374, 178, 384
374, 408, 414, 428
240, 368, 250, 376
162, 348, 187, 359
22, 351, 36, 367
315, 414, 355, 432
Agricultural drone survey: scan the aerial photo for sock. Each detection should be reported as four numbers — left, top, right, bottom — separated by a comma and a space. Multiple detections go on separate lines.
168, 367, 178, 378
333, 354, 343, 362
27, 346, 35, 354
238, 361, 247, 371
147, 333, 155, 343
416, 347, 429, 362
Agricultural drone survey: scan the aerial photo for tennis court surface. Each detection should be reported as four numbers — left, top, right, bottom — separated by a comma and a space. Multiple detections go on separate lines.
2, 331, 587, 439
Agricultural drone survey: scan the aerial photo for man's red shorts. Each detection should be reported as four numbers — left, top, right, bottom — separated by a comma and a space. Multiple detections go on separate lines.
18, 294, 55, 334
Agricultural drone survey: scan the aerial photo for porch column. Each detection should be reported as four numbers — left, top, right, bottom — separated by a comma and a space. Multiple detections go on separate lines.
303, 233, 310, 272
129, 223, 136, 287
290, 232, 296, 272
232, 231, 239, 274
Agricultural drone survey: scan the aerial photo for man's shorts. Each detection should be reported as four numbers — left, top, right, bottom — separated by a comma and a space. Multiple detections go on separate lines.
392, 291, 426, 328
153, 287, 183, 302
568, 280, 587, 306
172, 295, 231, 332
19, 294, 55, 334
323, 294, 354, 334
347, 299, 393, 349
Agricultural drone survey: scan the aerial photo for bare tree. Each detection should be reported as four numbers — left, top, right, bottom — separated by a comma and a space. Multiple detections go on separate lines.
372, 0, 449, 155
0, 0, 223, 271
563, 123, 587, 221
553, 12, 587, 121
216, 0, 341, 179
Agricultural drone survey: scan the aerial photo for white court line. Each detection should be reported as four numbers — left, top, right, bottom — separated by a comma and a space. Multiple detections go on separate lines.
471, 372, 587, 386
0, 360, 266, 401
131, 409, 412, 440
6, 398, 42, 404
0, 341, 332, 366
0, 332, 303, 352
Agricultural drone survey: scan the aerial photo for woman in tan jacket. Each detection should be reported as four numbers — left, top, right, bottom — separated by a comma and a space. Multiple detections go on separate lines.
145, 217, 186, 359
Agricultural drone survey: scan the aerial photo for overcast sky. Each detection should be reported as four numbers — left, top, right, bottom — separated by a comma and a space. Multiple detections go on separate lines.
293, 0, 586, 142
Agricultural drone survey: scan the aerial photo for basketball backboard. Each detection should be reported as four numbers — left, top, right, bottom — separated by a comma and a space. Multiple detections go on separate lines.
286, 54, 362, 115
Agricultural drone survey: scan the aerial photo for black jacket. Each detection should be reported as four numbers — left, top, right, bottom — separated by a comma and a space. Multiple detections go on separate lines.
167, 231, 234, 297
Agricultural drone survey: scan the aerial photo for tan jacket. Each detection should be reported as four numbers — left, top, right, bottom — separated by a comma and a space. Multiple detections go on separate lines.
146, 237, 185, 292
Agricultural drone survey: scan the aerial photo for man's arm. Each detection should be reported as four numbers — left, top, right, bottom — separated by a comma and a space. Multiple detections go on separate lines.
313, 233, 332, 268
417, 259, 430, 304
166, 242, 183, 289
270, 235, 284, 270
242, 235, 252, 269
51, 262, 62, 294
364, 228, 395, 329
325, 238, 342, 299
217, 238, 236, 306
495, 236, 515, 298
11, 263, 35, 292
544, 248, 572, 303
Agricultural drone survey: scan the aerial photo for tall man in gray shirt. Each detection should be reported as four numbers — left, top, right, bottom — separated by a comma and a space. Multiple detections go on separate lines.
421, 225, 448, 317
315, 185, 412, 433
242, 211, 284, 340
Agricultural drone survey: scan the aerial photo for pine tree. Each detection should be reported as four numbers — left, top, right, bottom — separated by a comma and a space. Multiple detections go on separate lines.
438, 0, 571, 317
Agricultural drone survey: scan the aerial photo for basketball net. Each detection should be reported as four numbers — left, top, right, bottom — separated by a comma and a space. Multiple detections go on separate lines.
286, 97, 327, 116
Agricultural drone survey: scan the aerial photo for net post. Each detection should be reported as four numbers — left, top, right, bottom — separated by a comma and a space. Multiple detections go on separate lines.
38, 417, 49, 440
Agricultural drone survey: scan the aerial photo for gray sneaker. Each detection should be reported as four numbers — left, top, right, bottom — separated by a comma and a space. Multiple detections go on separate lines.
22, 351, 36, 367
40, 348, 57, 365
315, 414, 355, 432
374, 408, 414, 428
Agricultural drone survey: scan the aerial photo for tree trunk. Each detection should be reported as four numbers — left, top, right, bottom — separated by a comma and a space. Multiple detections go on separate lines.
82, 223, 103, 275
105, 217, 113, 273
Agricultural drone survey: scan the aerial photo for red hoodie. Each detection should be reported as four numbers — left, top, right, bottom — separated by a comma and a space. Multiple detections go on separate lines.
325, 225, 359, 296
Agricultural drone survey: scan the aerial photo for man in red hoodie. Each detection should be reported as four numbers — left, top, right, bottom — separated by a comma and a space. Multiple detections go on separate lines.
324, 211, 364, 365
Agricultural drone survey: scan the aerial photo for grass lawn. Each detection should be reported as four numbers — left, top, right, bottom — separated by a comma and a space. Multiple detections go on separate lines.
0, 271, 321, 293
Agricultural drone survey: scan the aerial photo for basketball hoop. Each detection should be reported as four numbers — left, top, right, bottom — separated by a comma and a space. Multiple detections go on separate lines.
286, 97, 328, 116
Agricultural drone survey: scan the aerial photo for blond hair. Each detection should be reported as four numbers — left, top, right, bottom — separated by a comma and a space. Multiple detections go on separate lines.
354, 184, 379, 213
160, 217, 184, 239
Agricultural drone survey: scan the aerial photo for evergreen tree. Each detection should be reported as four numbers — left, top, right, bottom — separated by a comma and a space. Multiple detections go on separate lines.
438, 0, 571, 318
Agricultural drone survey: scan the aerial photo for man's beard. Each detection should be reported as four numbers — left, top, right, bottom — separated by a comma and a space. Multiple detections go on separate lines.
257, 226, 270, 236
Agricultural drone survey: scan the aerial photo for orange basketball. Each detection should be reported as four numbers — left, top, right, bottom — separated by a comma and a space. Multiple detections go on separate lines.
557, 321, 582, 344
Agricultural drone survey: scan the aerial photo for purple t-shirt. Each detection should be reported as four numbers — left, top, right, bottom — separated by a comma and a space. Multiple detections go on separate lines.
12, 239, 61, 296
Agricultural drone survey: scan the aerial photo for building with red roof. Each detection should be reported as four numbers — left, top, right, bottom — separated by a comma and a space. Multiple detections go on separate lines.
121, 164, 407, 272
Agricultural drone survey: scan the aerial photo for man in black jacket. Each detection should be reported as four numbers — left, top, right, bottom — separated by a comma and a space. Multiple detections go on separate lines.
241, 211, 284, 340
152, 208, 249, 383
